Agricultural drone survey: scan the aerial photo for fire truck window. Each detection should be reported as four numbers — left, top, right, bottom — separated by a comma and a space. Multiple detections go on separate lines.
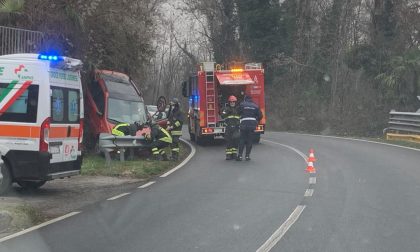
0, 84, 38, 123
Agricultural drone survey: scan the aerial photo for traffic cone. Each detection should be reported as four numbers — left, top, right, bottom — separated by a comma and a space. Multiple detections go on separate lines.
306, 161, 316, 173
307, 149, 317, 162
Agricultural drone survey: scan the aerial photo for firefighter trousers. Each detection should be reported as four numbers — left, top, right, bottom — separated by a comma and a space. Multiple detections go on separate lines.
151, 140, 170, 158
225, 126, 239, 155
171, 135, 180, 154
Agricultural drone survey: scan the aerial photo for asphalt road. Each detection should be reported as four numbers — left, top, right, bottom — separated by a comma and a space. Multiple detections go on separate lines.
1, 132, 420, 252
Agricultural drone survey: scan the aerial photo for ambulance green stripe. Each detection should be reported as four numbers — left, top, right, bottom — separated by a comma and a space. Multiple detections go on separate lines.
0, 80, 19, 103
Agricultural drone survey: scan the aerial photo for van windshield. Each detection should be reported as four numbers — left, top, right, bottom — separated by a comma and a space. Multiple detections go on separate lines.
108, 98, 147, 124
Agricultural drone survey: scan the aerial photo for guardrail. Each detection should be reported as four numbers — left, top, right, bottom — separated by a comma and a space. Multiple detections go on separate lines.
99, 133, 150, 165
385, 111, 420, 143
0, 26, 44, 55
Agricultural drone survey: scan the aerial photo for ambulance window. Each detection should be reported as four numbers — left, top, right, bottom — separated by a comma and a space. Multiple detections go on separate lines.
0, 84, 38, 123
51, 89, 65, 122
68, 90, 79, 122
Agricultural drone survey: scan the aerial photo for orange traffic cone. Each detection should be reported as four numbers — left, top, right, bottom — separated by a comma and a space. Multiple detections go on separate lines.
307, 149, 317, 162
306, 161, 316, 173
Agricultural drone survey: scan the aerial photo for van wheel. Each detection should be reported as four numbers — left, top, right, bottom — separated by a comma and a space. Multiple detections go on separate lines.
0, 162, 12, 195
17, 180, 47, 190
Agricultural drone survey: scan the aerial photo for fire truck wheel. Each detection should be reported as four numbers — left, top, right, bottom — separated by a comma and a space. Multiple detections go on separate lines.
0, 161, 12, 195
253, 133, 261, 144
17, 180, 47, 190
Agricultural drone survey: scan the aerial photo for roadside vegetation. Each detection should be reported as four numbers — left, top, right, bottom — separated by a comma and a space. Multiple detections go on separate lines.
0, 204, 44, 234
81, 144, 189, 179
366, 137, 420, 150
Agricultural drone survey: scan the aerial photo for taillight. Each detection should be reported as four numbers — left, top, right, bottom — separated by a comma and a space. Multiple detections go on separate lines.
40, 117, 50, 152
78, 118, 84, 150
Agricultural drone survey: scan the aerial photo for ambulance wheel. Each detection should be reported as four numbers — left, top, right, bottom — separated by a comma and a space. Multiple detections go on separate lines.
0, 161, 12, 195
17, 180, 46, 190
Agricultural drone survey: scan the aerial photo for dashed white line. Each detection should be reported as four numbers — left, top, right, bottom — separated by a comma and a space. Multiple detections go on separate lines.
304, 189, 314, 197
138, 181, 156, 189
160, 138, 196, 178
0, 211, 81, 243
256, 205, 306, 252
309, 177, 317, 184
107, 192, 131, 201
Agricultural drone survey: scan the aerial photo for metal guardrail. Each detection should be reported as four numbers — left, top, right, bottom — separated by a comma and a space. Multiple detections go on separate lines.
385, 111, 420, 143
99, 133, 150, 165
0, 26, 45, 55
387, 111, 420, 134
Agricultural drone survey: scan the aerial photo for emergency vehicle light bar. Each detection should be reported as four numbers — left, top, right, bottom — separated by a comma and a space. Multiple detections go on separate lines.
38, 54, 63, 61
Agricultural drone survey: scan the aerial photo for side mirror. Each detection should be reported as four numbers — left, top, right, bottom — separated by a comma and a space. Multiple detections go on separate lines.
182, 81, 188, 97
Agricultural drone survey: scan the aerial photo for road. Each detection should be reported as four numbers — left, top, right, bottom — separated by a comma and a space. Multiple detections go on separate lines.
1, 132, 420, 252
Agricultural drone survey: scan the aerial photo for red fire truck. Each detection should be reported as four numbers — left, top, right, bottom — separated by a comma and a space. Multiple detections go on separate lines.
182, 62, 266, 144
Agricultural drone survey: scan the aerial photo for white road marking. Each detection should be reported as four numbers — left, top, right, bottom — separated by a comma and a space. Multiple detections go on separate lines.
280, 132, 420, 152
107, 192, 131, 201
304, 189, 314, 197
0, 211, 81, 243
138, 181, 156, 189
309, 177, 317, 184
256, 205, 306, 252
160, 138, 196, 177
262, 139, 308, 162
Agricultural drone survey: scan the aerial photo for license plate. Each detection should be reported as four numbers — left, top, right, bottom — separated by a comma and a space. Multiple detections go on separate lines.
50, 145, 60, 154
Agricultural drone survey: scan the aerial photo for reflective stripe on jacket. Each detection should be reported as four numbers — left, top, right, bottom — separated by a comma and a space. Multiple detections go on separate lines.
112, 123, 130, 136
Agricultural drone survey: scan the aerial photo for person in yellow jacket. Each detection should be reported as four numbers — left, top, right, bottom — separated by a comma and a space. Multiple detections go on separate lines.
167, 98, 183, 161
140, 121, 172, 161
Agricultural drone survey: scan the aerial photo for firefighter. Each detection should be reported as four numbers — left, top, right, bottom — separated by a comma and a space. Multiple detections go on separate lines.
112, 123, 136, 136
236, 95, 263, 161
167, 98, 183, 161
222, 95, 240, 160
140, 120, 173, 161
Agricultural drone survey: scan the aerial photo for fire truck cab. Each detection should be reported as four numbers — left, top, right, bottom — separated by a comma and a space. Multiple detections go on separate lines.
182, 62, 266, 144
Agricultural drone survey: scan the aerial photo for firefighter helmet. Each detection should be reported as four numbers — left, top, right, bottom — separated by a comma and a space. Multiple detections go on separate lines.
170, 97, 179, 105
228, 95, 237, 102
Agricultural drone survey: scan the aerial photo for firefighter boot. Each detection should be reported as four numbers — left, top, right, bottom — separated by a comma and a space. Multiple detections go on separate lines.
152, 154, 160, 161
236, 155, 242, 161
245, 155, 251, 161
231, 153, 237, 160
226, 154, 232, 160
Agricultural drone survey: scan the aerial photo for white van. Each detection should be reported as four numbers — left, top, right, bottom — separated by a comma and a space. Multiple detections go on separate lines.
0, 54, 84, 194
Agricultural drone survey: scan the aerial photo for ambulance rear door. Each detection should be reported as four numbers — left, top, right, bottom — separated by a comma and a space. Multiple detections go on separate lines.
48, 68, 82, 163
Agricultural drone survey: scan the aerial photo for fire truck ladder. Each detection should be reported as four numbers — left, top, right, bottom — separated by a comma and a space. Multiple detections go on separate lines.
205, 71, 216, 128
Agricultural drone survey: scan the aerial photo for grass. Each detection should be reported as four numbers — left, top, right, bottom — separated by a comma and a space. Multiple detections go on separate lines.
1, 204, 45, 233
81, 143, 190, 179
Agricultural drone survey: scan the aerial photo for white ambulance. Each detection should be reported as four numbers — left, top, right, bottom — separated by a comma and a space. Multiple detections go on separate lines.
0, 54, 84, 194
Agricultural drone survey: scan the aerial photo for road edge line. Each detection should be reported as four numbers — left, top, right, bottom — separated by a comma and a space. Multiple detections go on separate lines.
0, 211, 81, 243
277, 132, 420, 152
107, 192, 131, 201
138, 181, 156, 189
160, 138, 196, 178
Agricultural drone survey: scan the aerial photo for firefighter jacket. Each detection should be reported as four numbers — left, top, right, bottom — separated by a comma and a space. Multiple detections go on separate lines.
238, 97, 263, 130
112, 123, 131, 136
168, 106, 183, 136
222, 106, 240, 128
148, 124, 173, 144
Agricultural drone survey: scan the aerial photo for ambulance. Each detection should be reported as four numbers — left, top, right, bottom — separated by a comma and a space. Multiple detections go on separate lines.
0, 54, 84, 194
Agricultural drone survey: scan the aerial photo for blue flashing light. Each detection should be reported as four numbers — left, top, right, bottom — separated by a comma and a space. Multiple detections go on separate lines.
38, 54, 63, 61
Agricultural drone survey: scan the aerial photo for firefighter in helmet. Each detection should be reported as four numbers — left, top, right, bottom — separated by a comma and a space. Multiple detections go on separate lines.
112, 122, 137, 136
167, 98, 183, 160
222, 95, 240, 160
140, 120, 173, 161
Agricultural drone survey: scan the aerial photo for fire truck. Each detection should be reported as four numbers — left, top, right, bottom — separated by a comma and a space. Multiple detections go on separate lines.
182, 62, 266, 144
